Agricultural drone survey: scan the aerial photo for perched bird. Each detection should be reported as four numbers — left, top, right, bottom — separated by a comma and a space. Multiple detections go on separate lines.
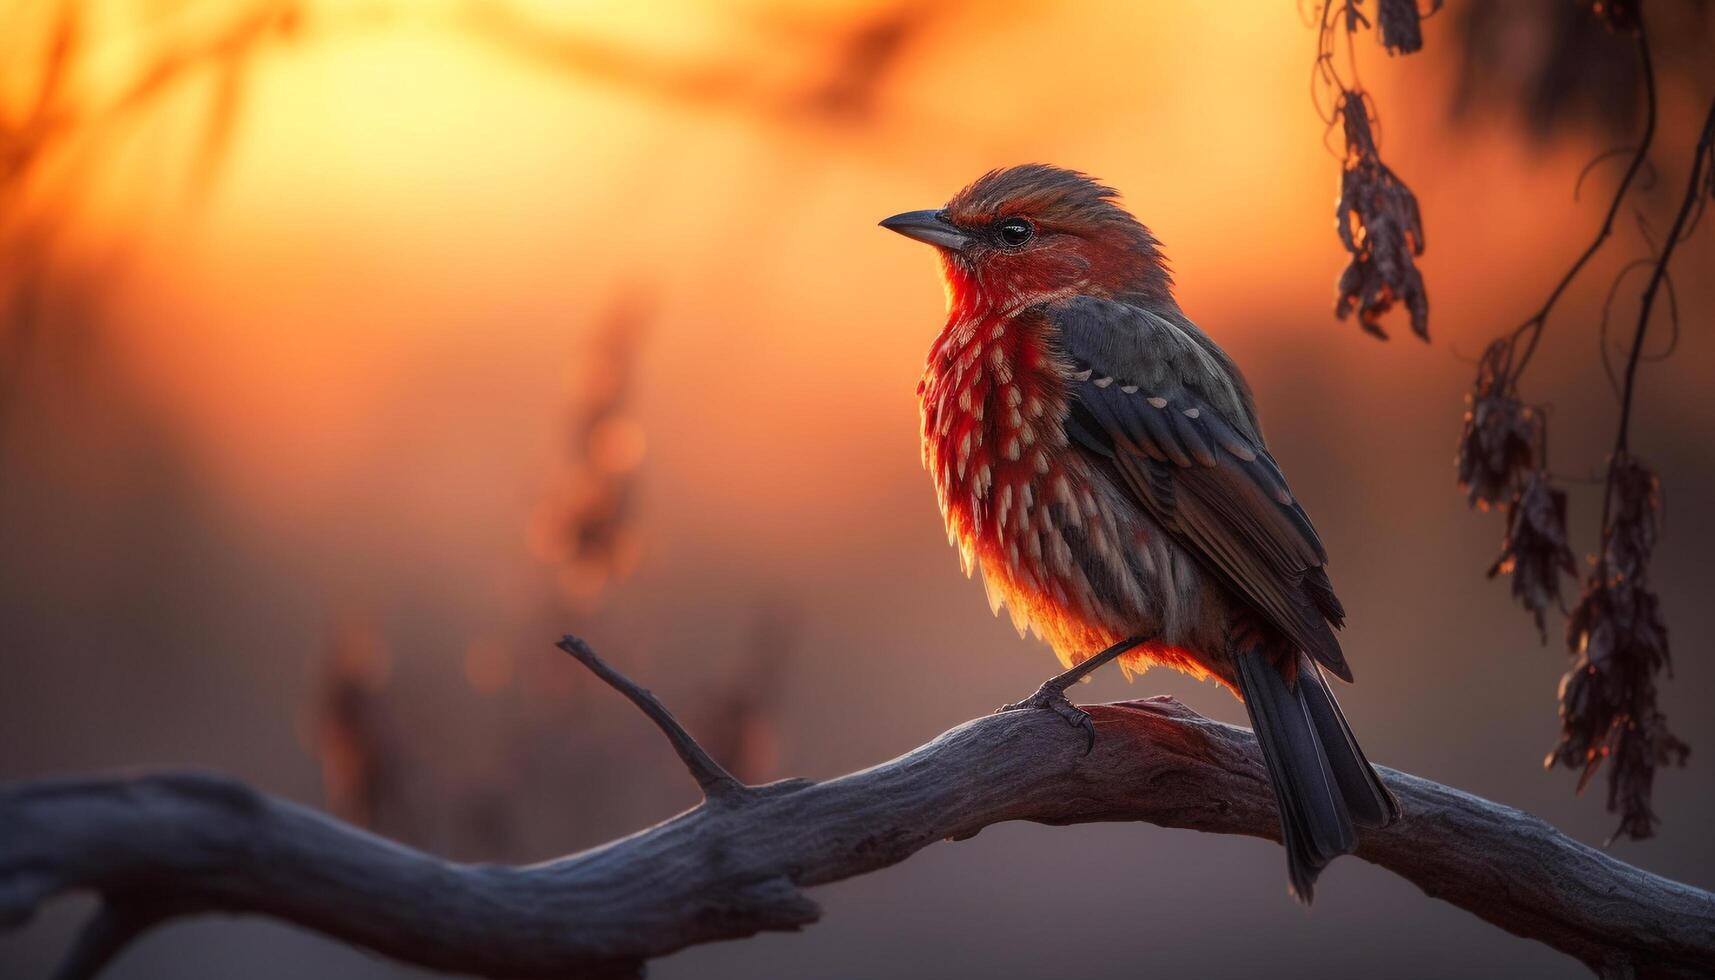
881, 165, 1398, 901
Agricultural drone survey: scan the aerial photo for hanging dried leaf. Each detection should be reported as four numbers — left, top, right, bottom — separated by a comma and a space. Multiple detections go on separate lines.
1377, 0, 1440, 55
1604, 452, 1660, 583
1333, 92, 1430, 340
1456, 340, 1538, 509
1488, 471, 1576, 640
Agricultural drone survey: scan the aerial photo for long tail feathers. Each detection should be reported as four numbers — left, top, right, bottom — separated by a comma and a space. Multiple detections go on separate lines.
1233, 650, 1399, 903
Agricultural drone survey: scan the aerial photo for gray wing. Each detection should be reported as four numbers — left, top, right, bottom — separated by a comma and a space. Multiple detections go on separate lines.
1045, 296, 1352, 681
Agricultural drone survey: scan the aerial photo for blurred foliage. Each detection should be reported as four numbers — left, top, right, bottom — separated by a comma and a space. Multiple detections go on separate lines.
691, 603, 798, 784
529, 291, 652, 607
0, 0, 878, 847
310, 610, 408, 834
0, 0, 314, 422
0, 0, 976, 402
1450, 0, 1712, 140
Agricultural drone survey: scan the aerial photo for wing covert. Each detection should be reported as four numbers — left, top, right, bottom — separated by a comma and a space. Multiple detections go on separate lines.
1048, 297, 1351, 680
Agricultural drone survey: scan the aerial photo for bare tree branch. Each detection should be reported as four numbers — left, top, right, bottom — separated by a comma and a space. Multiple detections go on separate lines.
3, 640, 1711, 979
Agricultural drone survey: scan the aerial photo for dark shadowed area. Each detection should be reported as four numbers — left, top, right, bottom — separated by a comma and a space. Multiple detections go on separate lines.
3, 2, 1713, 978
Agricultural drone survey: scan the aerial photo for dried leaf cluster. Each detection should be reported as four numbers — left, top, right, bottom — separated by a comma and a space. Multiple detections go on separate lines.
1550, 457, 1686, 841
1455, 340, 1577, 646
1452, 7, 1705, 840
1314, 2, 1436, 340
1455, 341, 1540, 510
1334, 93, 1430, 340
1488, 472, 1577, 642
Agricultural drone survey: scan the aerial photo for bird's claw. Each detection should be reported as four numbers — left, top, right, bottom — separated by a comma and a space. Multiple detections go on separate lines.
998, 683, 1097, 755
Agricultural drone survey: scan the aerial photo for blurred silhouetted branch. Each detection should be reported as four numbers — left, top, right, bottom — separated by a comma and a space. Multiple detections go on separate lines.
464, 0, 973, 128
0, 0, 316, 419
4, 636, 1712, 980
1, 0, 972, 423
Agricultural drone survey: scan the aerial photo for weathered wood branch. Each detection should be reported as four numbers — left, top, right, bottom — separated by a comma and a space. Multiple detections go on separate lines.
2, 637, 1711, 979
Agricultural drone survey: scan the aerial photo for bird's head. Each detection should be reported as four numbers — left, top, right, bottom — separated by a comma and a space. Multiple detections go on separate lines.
881, 164, 1172, 315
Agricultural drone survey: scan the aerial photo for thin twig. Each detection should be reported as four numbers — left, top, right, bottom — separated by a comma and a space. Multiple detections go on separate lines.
1575, 144, 1652, 203
1609, 95, 1715, 461
556, 634, 746, 801
1508, 26, 1655, 380
1593, 90, 1715, 549
1597, 257, 1660, 395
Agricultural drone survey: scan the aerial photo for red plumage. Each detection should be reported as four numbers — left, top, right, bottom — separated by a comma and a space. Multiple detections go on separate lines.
918, 293, 1210, 679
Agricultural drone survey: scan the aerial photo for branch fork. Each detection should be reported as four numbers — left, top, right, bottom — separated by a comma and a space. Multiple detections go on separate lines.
554, 636, 753, 803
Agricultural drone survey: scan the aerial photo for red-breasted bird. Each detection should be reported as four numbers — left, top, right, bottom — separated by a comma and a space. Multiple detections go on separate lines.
882, 165, 1398, 901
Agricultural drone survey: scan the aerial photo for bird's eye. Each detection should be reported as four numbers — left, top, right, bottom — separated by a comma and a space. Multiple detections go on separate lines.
996, 217, 1034, 247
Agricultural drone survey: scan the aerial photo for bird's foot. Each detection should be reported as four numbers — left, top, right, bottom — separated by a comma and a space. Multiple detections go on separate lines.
998, 681, 1096, 754
994, 636, 1151, 755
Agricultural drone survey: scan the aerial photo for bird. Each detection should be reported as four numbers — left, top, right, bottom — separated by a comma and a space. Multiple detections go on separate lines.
880, 164, 1398, 901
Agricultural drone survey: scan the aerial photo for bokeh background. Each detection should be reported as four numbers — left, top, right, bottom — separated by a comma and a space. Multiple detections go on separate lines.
3, 1, 1714, 978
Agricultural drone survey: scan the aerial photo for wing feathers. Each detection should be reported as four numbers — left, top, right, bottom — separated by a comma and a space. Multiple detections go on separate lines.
1047, 297, 1351, 681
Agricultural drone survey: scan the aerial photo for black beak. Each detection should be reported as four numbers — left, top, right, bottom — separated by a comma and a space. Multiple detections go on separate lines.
879, 209, 971, 249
